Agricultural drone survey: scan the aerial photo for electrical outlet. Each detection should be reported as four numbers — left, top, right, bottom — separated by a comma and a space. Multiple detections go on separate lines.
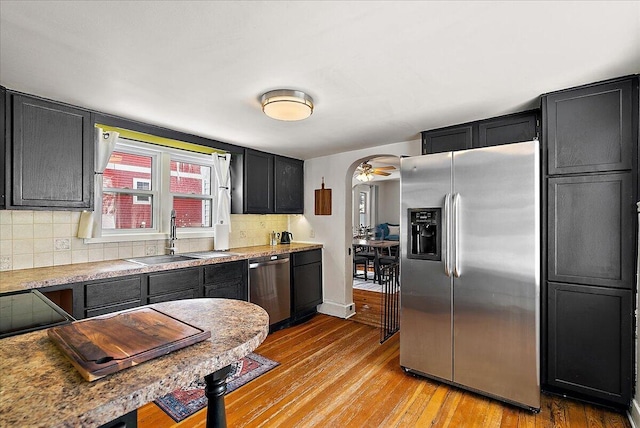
310, 229, 315, 238
349, 304, 354, 312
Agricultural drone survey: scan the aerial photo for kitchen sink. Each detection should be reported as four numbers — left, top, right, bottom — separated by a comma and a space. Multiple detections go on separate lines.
184, 251, 241, 259
125, 254, 200, 265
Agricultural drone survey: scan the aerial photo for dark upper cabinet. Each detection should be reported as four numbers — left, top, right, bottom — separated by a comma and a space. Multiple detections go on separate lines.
274, 156, 303, 214
543, 78, 634, 175
421, 110, 539, 154
422, 124, 473, 154
0, 87, 5, 209
7, 94, 94, 210
231, 149, 304, 214
548, 172, 634, 289
244, 149, 274, 213
477, 111, 539, 147
547, 282, 632, 406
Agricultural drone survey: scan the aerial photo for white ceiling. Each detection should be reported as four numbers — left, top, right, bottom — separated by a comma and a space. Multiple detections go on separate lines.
1, 1, 639, 160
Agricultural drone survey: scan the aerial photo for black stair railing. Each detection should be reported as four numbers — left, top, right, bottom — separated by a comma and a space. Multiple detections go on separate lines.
379, 262, 400, 343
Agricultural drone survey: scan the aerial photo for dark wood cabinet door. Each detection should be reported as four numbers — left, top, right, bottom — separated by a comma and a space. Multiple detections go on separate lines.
544, 79, 634, 175
244, 149, 274, 213
477, 111, 538, 147
422, 125, 473, 154
292, 262, 323, 314
204, 260, 248, 301
547, 282, 632, 406
0, 87, 6, 209
11, 94, 93, 209
146, 268, 201, 297
292, 250, 323, 318
274, 156, 303, 214
548, 173, 634, 289
85, 276, 142, 309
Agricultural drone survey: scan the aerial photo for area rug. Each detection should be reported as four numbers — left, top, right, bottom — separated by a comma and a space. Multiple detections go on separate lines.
154, 353, 279, 423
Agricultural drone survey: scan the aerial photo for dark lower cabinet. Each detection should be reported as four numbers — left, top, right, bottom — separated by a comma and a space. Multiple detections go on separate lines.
291, 249, 323, 322
84, 276, 142, 318
547, 282, 632, 406
203, 260, 248, 301
145, 267, 201, 304
7, 93, 94, 210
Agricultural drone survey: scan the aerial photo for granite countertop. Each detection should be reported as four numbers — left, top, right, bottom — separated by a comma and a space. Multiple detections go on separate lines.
0, 242, 322, 294
0, 298, 269, 428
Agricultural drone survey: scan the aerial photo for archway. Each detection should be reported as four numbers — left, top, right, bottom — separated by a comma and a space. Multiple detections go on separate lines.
346, 155, 400, 327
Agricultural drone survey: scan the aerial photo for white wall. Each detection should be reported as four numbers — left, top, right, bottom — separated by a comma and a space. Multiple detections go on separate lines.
377, 179, 400, 225
290, 139, 420, 318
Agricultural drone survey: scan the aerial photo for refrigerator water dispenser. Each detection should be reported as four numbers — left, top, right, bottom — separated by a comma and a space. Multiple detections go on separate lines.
408, 208, 441, 260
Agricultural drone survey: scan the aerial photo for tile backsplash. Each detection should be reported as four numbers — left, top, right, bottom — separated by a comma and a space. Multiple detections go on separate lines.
0, 211, 291, 271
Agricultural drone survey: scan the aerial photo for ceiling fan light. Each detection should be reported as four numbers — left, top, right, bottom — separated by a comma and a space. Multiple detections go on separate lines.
356, 171, 374, 182
261, 89, 314, 121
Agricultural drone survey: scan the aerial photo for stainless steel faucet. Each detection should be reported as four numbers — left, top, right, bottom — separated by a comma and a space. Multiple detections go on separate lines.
167, 209, 177, 255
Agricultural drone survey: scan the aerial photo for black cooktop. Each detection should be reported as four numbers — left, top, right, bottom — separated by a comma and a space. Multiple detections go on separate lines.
0, 290, 74, 339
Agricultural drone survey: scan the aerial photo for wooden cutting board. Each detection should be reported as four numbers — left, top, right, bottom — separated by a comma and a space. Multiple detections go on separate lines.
48, 307, 211, 381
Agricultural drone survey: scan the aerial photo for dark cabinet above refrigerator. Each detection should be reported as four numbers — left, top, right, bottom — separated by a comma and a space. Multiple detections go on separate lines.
422, 109, 539, 155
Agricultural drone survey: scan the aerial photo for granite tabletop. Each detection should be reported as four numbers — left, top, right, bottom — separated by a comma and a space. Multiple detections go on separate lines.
0, 298, 269, 428
0, 243, 322, 294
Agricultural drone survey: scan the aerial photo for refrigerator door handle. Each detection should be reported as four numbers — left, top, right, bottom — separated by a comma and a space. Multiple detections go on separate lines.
453, 193, 461, 278
443, 193, 451, 277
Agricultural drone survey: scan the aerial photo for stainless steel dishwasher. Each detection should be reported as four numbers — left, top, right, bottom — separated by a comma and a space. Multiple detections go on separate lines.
249, 254, 290, 326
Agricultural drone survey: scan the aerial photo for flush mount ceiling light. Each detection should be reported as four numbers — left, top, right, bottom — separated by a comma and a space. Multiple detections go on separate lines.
261, 89, 314, 121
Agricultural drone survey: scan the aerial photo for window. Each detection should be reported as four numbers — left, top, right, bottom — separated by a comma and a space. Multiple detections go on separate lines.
95, 138, 217, 240
102, 148, 157, 231
170, 158, 213, 228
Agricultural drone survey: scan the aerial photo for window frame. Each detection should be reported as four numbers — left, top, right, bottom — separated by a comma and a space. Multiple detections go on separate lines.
87, 138, 218, 243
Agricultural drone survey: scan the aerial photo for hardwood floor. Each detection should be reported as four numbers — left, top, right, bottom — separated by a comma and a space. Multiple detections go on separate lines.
138, 314, 630, 428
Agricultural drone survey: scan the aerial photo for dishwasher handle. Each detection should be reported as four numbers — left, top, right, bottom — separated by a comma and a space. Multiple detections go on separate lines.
249, 258, 290, 269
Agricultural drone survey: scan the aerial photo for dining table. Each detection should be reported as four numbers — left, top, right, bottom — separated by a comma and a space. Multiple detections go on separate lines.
352, 238, 400, 283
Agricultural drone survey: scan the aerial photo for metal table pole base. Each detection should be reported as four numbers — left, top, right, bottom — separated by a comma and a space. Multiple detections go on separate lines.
204, 365, 232, 428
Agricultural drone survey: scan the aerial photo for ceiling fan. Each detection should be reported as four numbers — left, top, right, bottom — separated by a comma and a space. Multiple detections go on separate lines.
354, 161, 396, 182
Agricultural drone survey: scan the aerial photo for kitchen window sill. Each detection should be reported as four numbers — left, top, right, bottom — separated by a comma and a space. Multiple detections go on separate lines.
83, 230, 214, 244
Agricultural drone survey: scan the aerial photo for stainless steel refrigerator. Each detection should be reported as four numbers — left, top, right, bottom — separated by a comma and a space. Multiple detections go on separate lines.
399, 140, 540, 410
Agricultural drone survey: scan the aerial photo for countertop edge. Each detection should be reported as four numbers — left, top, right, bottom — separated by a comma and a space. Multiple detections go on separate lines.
0, 243, 323, 293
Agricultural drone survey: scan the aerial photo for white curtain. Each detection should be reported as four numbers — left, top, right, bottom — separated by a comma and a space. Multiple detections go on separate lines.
212, 153, 232, 229
77, 128, 119, 238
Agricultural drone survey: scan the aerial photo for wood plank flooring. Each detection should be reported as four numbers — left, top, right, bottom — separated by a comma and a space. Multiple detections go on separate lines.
138, 314, 630, 428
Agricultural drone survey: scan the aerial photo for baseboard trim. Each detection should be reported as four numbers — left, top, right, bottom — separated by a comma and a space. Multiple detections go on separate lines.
629, 398, 640, 428
318, 301, 355, 319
